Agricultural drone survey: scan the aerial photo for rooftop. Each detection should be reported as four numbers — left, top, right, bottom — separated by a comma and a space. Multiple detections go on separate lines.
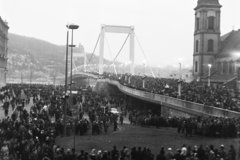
195, 0, 222, 10
217, 30, 240, 58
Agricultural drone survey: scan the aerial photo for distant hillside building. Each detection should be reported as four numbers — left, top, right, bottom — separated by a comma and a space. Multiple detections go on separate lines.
0, 16, 9, 87
193, 0, 240, 89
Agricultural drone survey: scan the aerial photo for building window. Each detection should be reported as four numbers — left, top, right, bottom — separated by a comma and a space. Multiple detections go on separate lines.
208, 16, 215, 30
195, 61, 198, 72
208, 39, 214, 52
196, 40, 199, 52
196, 18, 200, 30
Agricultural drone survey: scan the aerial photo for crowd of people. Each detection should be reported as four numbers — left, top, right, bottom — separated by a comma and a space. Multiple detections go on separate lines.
102, 72, 240, 112
0, 83, 239, 160
128, 112, 240, 138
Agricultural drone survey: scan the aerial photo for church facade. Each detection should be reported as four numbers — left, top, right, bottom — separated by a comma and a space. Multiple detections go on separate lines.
193, 0, 240, 89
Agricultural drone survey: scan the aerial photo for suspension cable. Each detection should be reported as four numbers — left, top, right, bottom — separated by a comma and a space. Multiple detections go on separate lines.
105, 34, 118, 75
88, 32, 101, 63
134, 33, 156, 78
112, 33, 130, 63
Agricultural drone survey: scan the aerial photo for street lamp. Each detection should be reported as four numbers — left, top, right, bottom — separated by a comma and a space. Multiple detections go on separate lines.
208, 64, 212, 87
64, 23, 79, 138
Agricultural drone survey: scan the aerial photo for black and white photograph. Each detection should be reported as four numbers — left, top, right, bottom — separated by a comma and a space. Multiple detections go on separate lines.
0, 0, 240, 160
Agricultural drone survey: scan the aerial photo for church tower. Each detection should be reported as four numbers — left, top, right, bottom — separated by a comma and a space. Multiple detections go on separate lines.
193, 0, 222, 79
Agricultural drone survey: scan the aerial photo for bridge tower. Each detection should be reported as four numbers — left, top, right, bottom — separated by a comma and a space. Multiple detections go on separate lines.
99, 25, 135, 75
193, 0, 222, 79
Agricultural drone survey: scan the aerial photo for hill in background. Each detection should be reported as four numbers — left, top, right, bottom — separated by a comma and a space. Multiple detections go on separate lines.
6, 33, 106, 81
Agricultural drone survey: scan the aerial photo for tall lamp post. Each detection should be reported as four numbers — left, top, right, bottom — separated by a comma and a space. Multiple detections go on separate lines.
69, 24, 79, 150
208, 64, 212, 87
64, 24, 79, 137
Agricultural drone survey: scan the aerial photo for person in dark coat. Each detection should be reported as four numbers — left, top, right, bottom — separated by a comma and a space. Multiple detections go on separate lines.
156, 149, 166, 160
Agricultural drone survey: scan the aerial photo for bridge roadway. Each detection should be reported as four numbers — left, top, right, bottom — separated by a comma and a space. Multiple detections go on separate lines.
96, 79, 240, 118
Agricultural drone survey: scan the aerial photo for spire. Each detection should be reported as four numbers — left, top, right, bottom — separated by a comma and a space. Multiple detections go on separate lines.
195, 0, 221, 10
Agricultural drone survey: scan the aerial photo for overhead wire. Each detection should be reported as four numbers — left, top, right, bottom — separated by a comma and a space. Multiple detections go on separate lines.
105, 34, 117, 75
88, 32, 101, 64
112, 34, 130, 63
134, 33, 156, 78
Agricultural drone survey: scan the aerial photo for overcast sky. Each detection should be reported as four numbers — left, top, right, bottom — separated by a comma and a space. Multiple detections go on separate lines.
1, 0, 240, 67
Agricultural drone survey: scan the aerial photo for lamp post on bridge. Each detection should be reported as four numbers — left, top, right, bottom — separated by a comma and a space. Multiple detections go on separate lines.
208, 64, 212, 87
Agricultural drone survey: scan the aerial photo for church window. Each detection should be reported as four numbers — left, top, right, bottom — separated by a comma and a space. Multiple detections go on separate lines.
208, 16, 215, 30
195, 61, 198, 72
196, 18, 200, 30
208, 39, 214, 52
196, 40, 199, 52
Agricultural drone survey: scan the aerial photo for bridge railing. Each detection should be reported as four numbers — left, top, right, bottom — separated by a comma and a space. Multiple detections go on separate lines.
98, 79, 240, 118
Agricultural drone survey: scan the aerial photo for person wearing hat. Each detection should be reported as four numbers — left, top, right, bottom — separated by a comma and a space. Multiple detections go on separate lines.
156, 147, 166, 160
165, 148, 173, 160
219, 145, 226, 160
65, 149, 72, 160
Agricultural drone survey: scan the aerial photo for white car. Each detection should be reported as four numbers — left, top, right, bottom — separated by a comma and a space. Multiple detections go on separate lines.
110, 108, 120, 114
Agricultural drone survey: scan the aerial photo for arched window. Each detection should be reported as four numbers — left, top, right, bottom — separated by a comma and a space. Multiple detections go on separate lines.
196, 40, 199, 52
195, 61, 198, 72
196, 18, 200, 30
208, 39, 214, 52
208, 16, 215, 30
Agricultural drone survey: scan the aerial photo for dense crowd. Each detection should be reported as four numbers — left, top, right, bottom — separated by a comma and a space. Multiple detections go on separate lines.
128, 110, 240, 138
0, 83, 239, 160
102, 73, 240, 112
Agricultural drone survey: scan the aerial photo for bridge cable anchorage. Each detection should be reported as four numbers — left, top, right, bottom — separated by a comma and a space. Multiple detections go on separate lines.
105, 34, 118, 75
88, 32, 101, 64
134, 33, 155, 78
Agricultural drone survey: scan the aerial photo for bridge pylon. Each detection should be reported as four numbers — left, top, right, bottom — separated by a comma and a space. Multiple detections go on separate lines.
99, 24, 135, 75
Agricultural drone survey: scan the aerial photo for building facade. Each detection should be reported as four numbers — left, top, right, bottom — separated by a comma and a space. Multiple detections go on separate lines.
193, 0, 240, 90
0, 16, 9, 88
